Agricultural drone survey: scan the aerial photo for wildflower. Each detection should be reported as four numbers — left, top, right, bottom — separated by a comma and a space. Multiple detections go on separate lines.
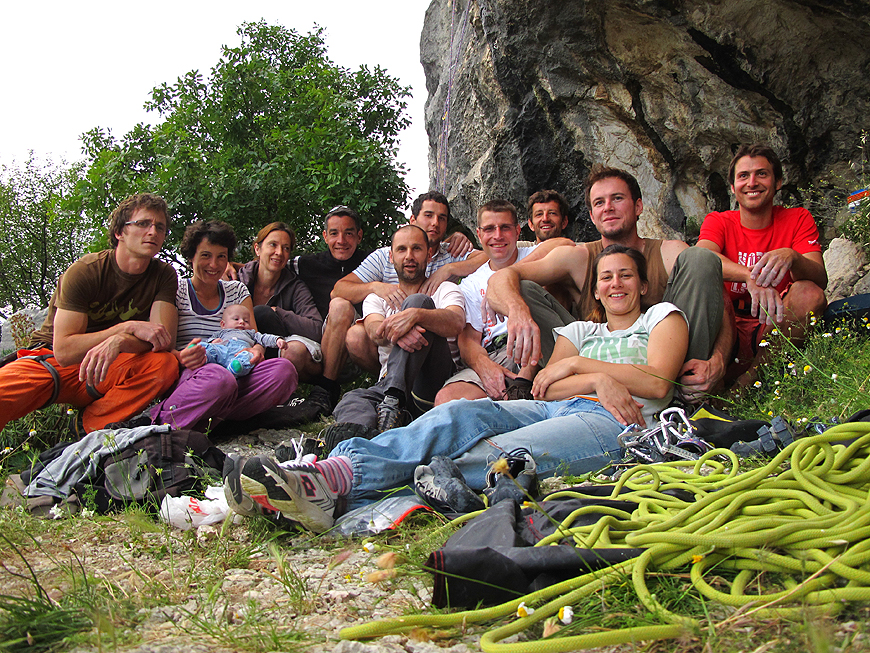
80, 508, 95, 519
376, 552, 398, 569
832, 374, 838, 381
366, 569, 397, 583
542, 618, 562, 637
558, 605, 574, 624
692, 554, 705, 564
774, 381, 780, 385
517, 602, 535, 618
803, 365, 812, 374
489, 457, 512, 477
28, 430, 37, 437
67, 408, 75, 415
49, 504, 65, 520
823, 333, 832, 338
836, 327, 842, 334
362, 542, 377, 553
774, 389, 780, 397
771, 329, 779, 335
753, 381, 762, 388
1, 446, 11, 454
767, 411, 774, 417
758, 340, 769, 348
788, 363, 795, 369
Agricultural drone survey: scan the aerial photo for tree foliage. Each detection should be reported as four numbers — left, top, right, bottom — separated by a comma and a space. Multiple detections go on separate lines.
76, 21, 411, 256
0, 157, 98, 318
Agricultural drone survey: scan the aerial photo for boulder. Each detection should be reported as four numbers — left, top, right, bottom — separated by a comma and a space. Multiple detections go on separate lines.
422, 0, 870, 239
824, 238, 866, 301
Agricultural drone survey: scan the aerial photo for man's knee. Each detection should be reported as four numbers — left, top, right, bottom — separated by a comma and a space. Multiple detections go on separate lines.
282, 340, 312, 367
326, 297, 356, 329
677, 246, 721, 277
784, 281, 827, 319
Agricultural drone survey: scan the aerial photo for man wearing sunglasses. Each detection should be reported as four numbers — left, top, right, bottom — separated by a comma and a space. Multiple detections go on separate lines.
0, 193, 179, 435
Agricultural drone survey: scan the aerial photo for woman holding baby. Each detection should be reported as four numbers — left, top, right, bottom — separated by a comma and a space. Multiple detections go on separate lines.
149, 221, 299, 431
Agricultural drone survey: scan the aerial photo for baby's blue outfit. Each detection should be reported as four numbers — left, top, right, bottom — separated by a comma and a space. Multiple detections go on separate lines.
203, 328, 283, 378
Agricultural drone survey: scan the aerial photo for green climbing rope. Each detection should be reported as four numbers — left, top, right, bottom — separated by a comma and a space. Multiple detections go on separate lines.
340, 423, 870, 651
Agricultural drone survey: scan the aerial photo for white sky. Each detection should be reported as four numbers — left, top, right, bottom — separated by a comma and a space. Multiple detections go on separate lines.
0, 0, 432, 201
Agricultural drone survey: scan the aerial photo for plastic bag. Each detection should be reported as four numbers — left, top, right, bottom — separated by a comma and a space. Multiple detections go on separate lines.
159, 485, 240, 530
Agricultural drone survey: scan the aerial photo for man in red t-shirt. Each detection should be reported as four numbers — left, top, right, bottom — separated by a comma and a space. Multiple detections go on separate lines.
698, 144, 827, 380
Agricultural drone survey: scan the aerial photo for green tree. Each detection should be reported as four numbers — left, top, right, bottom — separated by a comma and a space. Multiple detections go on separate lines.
0, 156, 97, 318
77, 20, 411, 256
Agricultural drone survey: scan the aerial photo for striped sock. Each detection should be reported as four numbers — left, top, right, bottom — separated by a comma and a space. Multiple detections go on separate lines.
314, 456, 353, 496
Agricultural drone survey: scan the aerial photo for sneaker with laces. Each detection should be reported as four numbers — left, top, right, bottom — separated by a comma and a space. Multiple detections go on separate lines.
482, 448, 538, 506
376, 395, 407, 432
502, 377, 534, 401
240, 456, 338, 532
413, 456, 485, 514
223, 454, 263, 516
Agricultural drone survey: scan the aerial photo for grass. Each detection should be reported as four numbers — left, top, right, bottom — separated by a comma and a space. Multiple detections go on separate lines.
1, 327, 870, 651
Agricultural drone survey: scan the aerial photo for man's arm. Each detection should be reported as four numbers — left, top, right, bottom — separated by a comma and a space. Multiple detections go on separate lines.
54, 300, 177, 385
379, 304, 465, 344
419, 250, 488, 295
751, 249, 827, 289
697, 239, 785, 325
486, 245, 590, 368
332, 271, 405, 309
513, 237, 575, 264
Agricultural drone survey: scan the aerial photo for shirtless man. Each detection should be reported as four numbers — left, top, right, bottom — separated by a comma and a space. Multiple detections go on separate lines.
486, 165, 731, 402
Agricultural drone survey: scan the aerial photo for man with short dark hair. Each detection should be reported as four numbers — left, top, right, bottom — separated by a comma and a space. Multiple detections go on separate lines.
486, 166, 731, 402
0, 193, 179, 434
435, 199, 538, 404
290, 191, 485, 422
525, 189, 570, 243
698, 144, 827, 381
327, 224, 465, 435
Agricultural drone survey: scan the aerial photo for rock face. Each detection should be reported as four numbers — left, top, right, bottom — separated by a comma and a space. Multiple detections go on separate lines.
422, 0, 870, 241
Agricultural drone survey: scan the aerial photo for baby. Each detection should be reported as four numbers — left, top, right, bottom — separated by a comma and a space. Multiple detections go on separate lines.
202, 304, 287, 377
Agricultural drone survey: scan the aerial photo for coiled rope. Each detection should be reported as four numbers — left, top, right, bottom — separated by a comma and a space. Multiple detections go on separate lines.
341, 423, 870, 650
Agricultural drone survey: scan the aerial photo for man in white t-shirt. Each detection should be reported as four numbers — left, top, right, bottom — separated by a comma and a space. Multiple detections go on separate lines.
435, 199, 539, 405
329, 225, 466, 435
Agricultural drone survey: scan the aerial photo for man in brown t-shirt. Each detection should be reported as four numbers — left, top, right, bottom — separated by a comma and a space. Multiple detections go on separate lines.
0, 193, 180, 433
486, 165, 733, 402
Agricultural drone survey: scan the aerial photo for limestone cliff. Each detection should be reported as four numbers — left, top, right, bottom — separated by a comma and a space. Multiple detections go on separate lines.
422, 0, 870, 240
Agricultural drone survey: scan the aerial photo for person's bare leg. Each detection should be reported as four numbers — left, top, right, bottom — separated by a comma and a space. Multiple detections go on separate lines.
434, 381, 487, 406
321, 297, 356, 380
346, 323, 380, 373
281, 341, 322, 382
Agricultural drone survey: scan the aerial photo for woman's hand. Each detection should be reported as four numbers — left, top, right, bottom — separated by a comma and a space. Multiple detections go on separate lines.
178, 338, 207, 370
592, 374, 644, 427
244, 344, 266, 366
531, 357, 577, 399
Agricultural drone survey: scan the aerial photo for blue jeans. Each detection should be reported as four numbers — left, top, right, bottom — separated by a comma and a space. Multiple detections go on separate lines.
331, 397, 624, 507
203, 339, 253, 377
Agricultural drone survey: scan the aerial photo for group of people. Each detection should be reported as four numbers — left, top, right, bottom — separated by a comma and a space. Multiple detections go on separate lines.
0, 143, 828, 532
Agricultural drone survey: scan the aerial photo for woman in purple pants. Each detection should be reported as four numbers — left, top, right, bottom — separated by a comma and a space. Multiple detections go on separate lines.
150, 221, 297, 431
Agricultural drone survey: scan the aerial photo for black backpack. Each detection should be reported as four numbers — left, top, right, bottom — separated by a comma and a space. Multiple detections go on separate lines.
72, 428, 226, 513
